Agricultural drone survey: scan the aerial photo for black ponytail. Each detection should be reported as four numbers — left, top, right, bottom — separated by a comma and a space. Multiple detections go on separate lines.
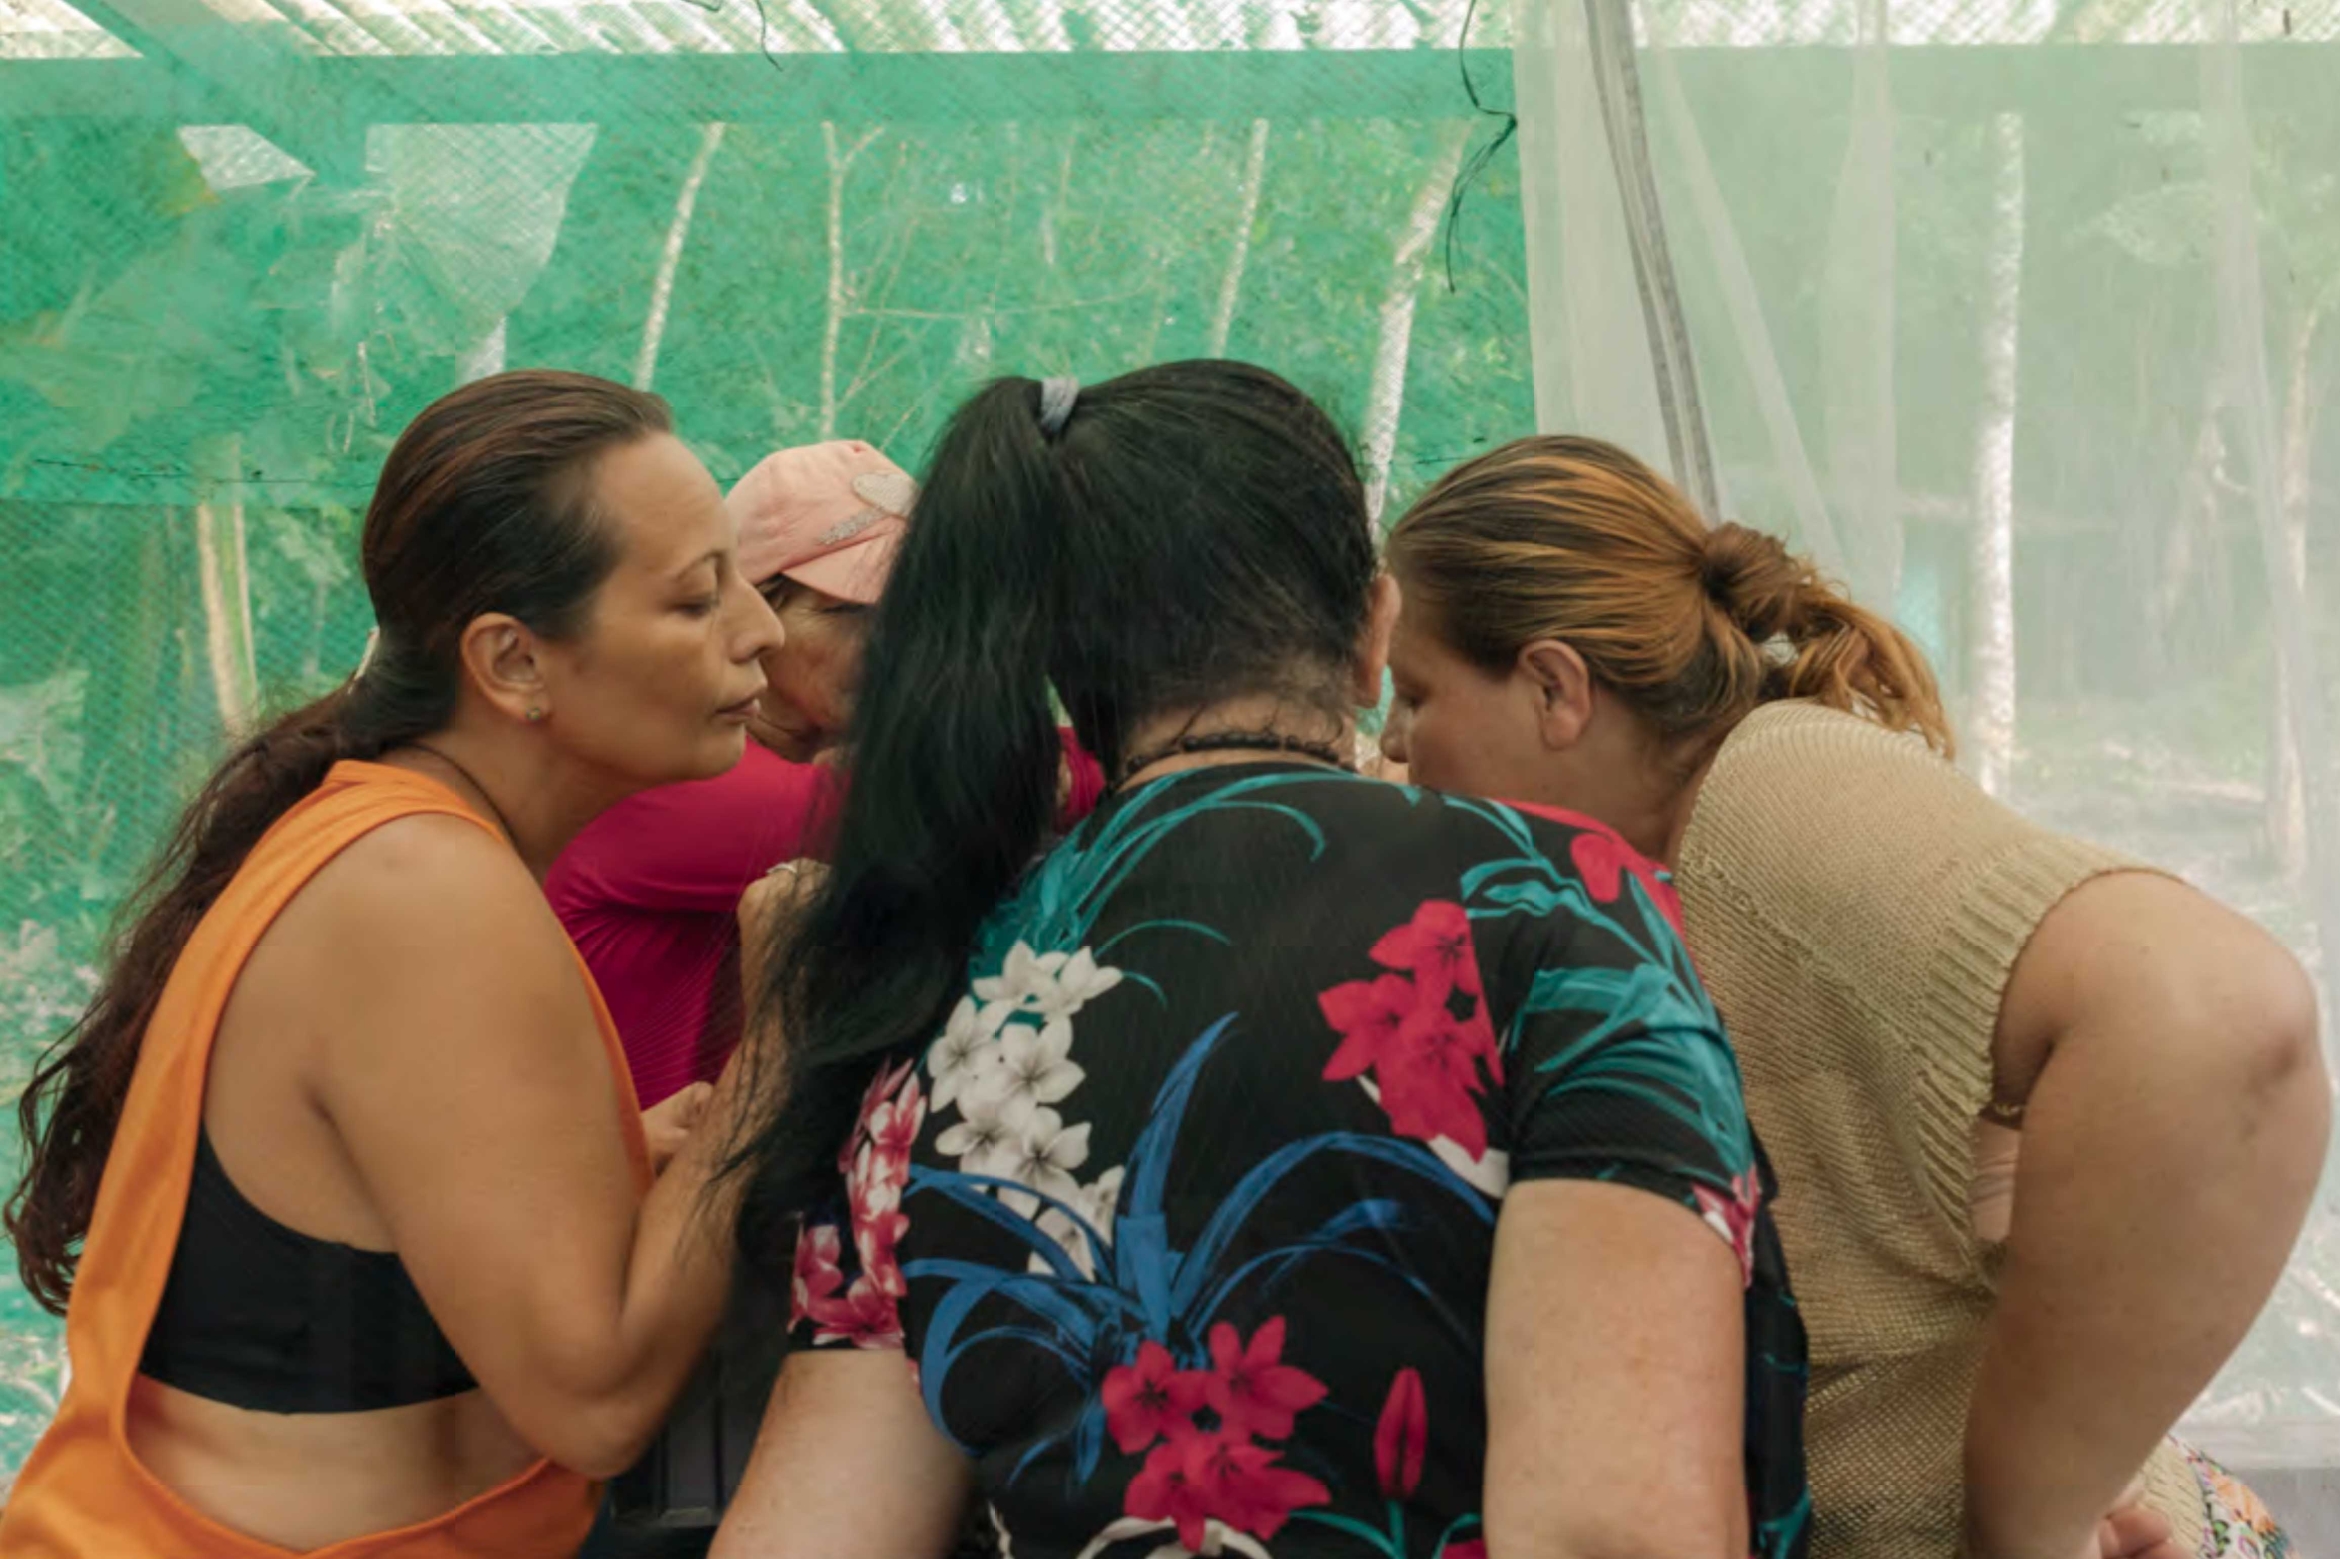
733, 360, 1375, 1280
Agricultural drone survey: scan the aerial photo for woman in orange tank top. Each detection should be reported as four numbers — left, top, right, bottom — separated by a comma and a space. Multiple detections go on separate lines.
0, 370, 783, 1558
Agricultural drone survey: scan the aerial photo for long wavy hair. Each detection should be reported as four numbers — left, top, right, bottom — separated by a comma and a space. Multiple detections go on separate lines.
7, 369, 670, 1314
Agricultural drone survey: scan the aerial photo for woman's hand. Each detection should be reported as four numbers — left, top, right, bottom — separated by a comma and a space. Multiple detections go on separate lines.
740, 860, 829, 945
640, 1081, 715, 1176
1970, 1476, 2184, 1559
2090, 1491, 2184, 1559
739, 859, 830, 1011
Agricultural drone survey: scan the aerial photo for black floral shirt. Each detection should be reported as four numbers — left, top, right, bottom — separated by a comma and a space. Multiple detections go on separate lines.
793, 765, 1808, 1558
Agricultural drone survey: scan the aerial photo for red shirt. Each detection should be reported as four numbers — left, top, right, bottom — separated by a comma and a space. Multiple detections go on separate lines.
550, 737, 1107, 1106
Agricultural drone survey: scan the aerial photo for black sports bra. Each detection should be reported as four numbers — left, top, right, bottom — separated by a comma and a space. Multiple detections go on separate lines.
139, 1125, 477, 1413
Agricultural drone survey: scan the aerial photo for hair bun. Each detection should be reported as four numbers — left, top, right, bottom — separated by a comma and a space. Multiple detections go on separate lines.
1698, 522, 1807, 641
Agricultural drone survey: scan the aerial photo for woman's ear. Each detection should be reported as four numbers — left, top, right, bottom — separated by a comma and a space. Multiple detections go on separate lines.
1351, 573, 1403, 706
459, 613, 552, 726
1518, 638, 1596, 752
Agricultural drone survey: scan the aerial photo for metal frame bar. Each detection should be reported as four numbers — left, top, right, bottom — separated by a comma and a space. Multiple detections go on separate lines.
4, 42, 2334, 124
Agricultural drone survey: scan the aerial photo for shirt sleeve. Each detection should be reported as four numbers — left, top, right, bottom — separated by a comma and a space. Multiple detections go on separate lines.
1678, 703, 2151, 1230
787, 1208, 905, 1353
1495, 817, 1762, 1280
554, 747, 840, 918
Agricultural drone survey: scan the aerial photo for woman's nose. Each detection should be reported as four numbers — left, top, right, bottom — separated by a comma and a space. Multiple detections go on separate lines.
1379, 712, 1410, 764
736, 576, 784, 660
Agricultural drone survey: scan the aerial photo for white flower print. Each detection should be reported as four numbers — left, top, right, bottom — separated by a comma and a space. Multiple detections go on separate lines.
924, 941, 1122, 1238
978, 1017, 1085, 1110
995, 1105, 1091, 1211
1032, 947, 1124, 1023
929, 996, 993, 1113
1031, 1165, 1125, 1278
972, 942, 1065, 1033
971, 941, 1126, 1035
935, 1083, 1034, 1175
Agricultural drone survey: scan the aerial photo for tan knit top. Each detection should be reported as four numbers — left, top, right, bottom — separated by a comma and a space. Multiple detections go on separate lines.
1676, 701, 2199, 1559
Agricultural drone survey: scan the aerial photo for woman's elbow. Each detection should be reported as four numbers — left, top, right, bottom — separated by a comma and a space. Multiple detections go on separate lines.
523, 1397, 662, 1480
491, 1353, 673, 1478
2234, 947, 2329, 1158
2243, 949, 2322, 1093
2163, 928, 2330, 1184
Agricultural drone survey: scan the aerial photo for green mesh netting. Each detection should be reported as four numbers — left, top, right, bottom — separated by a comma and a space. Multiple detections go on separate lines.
0, 3, 1536, 1479
6, 0, 2340, 1493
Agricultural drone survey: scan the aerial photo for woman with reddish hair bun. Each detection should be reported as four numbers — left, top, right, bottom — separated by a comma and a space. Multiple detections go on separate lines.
1381, 434, 2326, 1559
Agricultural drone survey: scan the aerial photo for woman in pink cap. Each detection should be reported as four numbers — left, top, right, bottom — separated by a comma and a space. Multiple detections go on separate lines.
549, 440, 1105, 1112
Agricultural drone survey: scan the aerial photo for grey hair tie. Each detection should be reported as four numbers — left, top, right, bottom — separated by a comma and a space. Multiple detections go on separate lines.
1037, 376, 1080, 438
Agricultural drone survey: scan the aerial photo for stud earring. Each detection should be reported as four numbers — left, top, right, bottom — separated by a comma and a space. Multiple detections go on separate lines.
525, 707, 545, 724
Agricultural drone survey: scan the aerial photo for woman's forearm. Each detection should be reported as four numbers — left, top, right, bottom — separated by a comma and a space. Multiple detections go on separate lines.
1965, 886, 2326, 1559
552, 1062, 748, 1475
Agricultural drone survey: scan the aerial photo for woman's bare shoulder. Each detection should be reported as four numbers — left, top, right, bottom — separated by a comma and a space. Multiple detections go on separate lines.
273, 812, 576, 985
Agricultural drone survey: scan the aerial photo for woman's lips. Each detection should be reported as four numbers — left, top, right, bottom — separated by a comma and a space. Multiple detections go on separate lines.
717, 693, 764, 723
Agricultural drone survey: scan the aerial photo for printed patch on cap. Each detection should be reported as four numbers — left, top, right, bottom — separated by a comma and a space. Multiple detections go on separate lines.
849, 469, 917, 518
816, 510, 878, 547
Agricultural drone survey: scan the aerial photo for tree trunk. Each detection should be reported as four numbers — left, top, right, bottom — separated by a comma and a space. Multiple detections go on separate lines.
194, 437, 259, 739
820, 123, 884, 439
1207, 119, 1271, 359
634, 122, 727, 394
2266, 302, 2323, 881
456, 318, 507, 384
2155, 397, 2225, 661
1967, 112, 2025, 799
1361, 127, 1472, 528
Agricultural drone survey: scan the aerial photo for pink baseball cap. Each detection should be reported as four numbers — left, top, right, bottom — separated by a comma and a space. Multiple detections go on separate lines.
727, 439, 915, 605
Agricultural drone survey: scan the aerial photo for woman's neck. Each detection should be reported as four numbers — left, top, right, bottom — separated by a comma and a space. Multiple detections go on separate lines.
1116, 696, 1355, 790
384, 726, 627, 883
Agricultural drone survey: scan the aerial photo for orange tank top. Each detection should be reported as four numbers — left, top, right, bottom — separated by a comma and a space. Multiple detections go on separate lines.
0, 760, 650, 1558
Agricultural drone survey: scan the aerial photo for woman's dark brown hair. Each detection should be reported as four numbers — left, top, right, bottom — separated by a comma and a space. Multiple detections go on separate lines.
1388, 435, 1952, 756
6, 369, 671, 1314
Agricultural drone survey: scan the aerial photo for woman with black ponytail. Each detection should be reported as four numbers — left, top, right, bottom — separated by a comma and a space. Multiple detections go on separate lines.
714, 362, 1807, 1559
2, 370, 781, 1558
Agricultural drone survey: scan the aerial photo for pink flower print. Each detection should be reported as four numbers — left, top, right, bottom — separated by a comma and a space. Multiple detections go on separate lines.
844, 1073, 923, 1300
810, 1274, 903, 1350
839, 1057, 916, 1175
1124, 1424, 1215, 1553
1319, 973, 1419, 1083
1568, 829, 1684, 931
1203, 1318, 1327, 1441
1099, 1340, 1208, 1454
863, 1070, 927, 1167
1442, 1542, 1487, 1559
1124, 1425, 1328, 1552
1188, 1431, 1330, 1545
1373, 1367, 1427, 1500
788, 1221, 846, 1331
1370, 899, 1483, 1003
1693, 1171, 1762, 1287
851, 1197, 912, 1300
1374, 999, 1503, 1158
